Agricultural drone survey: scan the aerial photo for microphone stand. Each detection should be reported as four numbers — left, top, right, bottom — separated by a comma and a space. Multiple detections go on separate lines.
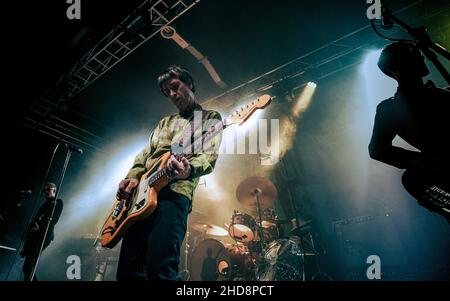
381, 4, 450, 85
252, 189, 266, 251
28, 148, 73, 281
5, 142, 62, 281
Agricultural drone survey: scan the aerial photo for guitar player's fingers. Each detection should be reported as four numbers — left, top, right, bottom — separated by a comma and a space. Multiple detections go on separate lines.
167, 155, 173, 171
180, 157, 189, 168
172, 157, 184, 171
119, 179, 128, 191
125, 178, 139, 193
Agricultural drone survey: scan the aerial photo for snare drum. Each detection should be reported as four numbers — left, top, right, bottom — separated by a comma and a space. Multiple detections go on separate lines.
228, 210, 257, 243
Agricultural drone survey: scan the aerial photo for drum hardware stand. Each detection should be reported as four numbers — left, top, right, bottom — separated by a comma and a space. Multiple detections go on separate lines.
278, 157, 305, 239
252, 187, 275, 282
251, 188, 266, 251
309, 232, 320, 277
178, 230, 191, 281
278, 158, 310, 281
94, 261, 108, 281
301, 230, 332, 281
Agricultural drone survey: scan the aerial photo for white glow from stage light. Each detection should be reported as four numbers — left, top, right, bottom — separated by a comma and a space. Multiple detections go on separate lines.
361, 49, 397, 110
352, 49, 396, 146
362, 49, 383, 76
292, 82, 316, 117
56, 139, 146, 235
196, 172, 227, 203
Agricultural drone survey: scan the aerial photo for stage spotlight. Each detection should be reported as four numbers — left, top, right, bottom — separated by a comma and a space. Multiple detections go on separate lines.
292, 82, 317, 118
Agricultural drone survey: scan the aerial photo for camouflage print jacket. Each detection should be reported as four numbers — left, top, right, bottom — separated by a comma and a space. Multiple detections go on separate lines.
126, 103, 222, 207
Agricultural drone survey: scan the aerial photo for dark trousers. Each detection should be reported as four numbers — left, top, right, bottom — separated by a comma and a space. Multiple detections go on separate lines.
22, 234, 52, 281
116, 188, 190, 281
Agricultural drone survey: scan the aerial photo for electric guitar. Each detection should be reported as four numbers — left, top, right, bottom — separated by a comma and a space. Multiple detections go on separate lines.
100, 94, 272, 248
402, 169, 450, 222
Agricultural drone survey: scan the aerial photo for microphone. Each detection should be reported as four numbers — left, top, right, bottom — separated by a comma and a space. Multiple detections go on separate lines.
64, 143, 83, 154
381, 4, 393, 30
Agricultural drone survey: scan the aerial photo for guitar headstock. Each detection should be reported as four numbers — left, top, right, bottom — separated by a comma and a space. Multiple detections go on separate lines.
224, 94, 272, 126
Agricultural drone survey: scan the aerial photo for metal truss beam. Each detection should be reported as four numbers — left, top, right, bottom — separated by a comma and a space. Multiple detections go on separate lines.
24, 0, 200, 152
28, 0, 200, 117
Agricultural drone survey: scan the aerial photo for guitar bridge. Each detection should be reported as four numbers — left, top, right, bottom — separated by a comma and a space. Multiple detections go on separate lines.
135, 199, 146, 210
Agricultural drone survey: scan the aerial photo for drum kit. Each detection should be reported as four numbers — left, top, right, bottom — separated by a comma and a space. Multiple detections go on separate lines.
182, 176, 318, 281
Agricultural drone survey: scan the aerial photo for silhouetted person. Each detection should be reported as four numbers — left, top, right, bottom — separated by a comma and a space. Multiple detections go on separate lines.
369, 42, 450, 221
20, 182, 64, 281
200, 247, 218, 281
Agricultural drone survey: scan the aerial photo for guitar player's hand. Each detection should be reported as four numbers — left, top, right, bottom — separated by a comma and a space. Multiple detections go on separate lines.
118, 178, 139, 198
167, 155, 191, 180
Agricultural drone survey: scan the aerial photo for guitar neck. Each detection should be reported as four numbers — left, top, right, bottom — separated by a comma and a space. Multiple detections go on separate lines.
145, 94, 272, 184
182, 120, 228, 160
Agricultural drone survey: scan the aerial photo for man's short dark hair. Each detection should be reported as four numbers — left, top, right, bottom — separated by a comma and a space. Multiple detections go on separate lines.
377, 41, 422, 78
157, 65, 195, 96
43, 182, 57, 191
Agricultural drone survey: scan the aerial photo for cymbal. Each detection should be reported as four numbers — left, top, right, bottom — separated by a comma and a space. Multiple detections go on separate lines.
189, 223, 228, 236
236, 177, 277, 210
189, 210, 207, 222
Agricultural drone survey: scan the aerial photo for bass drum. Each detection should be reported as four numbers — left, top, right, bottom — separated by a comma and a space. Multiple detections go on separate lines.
189, 238, 255, 281
257, 239, 304, 281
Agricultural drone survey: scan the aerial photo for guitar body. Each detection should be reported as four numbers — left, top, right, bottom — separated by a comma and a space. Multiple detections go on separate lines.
101, 152, 171, 248
402, 169, 450, 222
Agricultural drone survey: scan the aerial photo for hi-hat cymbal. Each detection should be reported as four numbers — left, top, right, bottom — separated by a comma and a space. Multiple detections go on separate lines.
236, 177, 277, 210
189, 223, 228, 236
261, 220, 276, 228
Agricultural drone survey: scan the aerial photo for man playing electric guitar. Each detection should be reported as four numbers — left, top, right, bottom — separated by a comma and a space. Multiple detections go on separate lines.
369, 42, 450, 222
116, 66, 222, 280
